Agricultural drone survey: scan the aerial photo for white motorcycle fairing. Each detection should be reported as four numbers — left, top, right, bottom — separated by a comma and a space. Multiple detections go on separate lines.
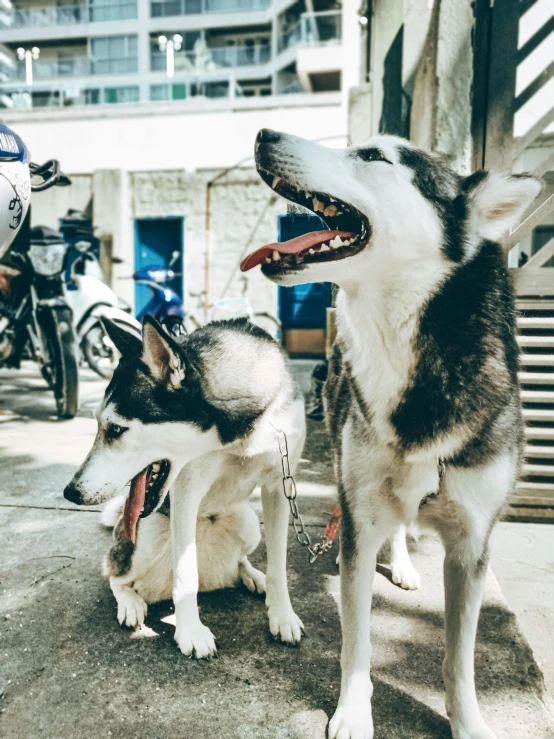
78, 304, 141, 340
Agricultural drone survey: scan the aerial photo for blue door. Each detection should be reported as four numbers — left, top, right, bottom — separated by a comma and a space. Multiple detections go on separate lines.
277, 213, 332, 331
134, 217, 184, 318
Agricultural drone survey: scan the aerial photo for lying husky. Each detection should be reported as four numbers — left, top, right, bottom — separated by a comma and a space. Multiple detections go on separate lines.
241, 129, 542, 739
64, 316, 306, 658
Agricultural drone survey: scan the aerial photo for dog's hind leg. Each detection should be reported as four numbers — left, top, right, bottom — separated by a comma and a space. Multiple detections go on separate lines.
425, 454, 516, 739
390, 524, 420, 590
238, 556, 266, 594
261, 481, 304, 644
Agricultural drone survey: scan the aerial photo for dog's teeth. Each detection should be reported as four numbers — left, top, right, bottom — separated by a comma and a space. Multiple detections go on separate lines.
272, 176, 281, 189
308, 248, 315, 255
320, 244, 330, 252
265, 257, 271, 264
324, 204, 338, 217
272, 250, 281, 261
305, 191, 312, 199
329, 236, 341, 248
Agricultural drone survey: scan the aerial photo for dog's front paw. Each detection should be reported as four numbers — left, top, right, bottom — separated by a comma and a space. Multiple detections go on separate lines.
116, 588, 147, 628
175, 622, 217, 660
268, 607, 304, 645
391, 558, 421, 590
328, 703, 373, 739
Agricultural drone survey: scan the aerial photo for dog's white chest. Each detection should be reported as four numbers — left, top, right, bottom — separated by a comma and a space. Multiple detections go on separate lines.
338, 292, 416, 443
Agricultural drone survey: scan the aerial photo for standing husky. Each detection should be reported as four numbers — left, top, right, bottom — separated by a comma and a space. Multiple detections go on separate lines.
64, 316, 306, 658
241, 129, 542, 739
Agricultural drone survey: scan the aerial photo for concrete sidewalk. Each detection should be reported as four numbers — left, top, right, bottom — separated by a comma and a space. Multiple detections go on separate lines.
1, 362, 553, 738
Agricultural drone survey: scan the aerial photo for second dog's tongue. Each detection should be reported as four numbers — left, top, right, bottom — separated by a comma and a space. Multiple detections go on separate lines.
240, 230, 354, 272
123, 467, 151, 544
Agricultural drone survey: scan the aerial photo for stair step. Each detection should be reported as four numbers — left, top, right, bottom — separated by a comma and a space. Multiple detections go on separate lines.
525, 426, 554, 440
520, 389, 554, 402
524, 445, 554, 458
517, 300, 554, 311
522, 463, 554, 477
517, 316, 554, 329
520, 354, 554, 366
517, 335, 554, 347
519, 372, 554, 384
522, 408, 554, 421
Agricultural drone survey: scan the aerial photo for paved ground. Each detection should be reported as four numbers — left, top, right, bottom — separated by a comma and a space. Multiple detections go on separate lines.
0, 361, 553, 738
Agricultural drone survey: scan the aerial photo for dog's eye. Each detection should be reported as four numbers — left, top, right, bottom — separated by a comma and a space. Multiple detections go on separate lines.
356, 148, 393, 165
106, 423, 127, 440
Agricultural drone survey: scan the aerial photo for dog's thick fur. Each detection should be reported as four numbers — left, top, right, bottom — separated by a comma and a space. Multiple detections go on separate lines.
249, 130, 542, 739
65, 317, 306, 658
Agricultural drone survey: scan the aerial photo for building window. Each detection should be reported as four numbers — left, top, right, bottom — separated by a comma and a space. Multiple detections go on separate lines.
150, 83, 187, 101
199, 80, 229, 98
90, 36, 138, 75
89, 0, 138, 22
104, 86, 140, 104
151, 0, 201, 17
84, 89, 101, 105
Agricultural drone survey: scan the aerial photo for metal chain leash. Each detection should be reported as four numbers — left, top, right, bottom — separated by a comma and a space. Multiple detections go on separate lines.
270, 423, 335, 564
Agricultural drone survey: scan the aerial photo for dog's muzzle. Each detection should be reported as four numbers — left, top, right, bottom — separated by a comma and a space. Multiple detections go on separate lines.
63, 482, 82, 505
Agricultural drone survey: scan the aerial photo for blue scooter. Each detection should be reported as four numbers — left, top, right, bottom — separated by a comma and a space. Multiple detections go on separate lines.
113, 251, 186, 335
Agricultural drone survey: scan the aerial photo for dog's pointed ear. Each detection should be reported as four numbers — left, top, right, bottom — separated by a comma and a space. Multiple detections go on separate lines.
101, 318, 141, 358
142, 315, 185, 387
465, 172, 543, 241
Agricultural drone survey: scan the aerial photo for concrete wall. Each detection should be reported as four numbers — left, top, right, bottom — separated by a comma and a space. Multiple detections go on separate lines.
2, 94, 346, 173
32, 164, 287, 317
132, 167, 284, 318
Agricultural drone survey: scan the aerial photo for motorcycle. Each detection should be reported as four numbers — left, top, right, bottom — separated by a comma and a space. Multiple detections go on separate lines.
0, 160, 79, 418
113, 250, 186, 336
65, 241, 141, 378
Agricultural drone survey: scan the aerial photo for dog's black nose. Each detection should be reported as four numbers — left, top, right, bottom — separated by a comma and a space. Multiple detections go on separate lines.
64, 483, 82, 505
257, 129, 280, 145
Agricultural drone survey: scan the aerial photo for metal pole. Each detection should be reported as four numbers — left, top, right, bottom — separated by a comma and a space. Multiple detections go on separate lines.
204, 182, 211, 317
166, 41, 175, 79
25, 51, 33, 85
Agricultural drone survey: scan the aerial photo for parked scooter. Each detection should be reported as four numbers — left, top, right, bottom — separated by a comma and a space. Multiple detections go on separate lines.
65, 242, 141, 378
0, 161, 80, 419
113, 250, 186, 336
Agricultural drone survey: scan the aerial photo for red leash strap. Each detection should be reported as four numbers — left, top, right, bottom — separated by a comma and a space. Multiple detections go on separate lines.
324, 503, 342, 544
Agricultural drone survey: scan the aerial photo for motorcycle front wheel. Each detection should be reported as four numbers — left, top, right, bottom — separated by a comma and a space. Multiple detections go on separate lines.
40, 306, 79, 419
82, 321, 120, 379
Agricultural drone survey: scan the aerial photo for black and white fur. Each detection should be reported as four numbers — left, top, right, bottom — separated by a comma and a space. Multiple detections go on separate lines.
64, 317, 306, 658
252, 130, 542, 739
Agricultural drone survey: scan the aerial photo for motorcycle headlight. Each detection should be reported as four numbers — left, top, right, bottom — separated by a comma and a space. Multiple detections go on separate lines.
28, 244, 67, 276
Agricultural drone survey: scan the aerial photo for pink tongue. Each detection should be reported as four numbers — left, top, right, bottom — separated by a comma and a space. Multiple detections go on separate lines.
240, 230, 356, 272
123, 468, 150, 544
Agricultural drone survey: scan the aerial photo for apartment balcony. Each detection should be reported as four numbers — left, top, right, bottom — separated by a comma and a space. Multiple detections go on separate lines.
151, 43, 270, 72
278, 10, 342, 53
150, 0, 270, 18
13, 57, 91, 81
0, 1, 138, 30
277, 11, 342, 93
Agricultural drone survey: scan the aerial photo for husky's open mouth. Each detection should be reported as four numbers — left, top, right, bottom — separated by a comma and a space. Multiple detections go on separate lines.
240, 169, 370, 275
123, 459, 170, 543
